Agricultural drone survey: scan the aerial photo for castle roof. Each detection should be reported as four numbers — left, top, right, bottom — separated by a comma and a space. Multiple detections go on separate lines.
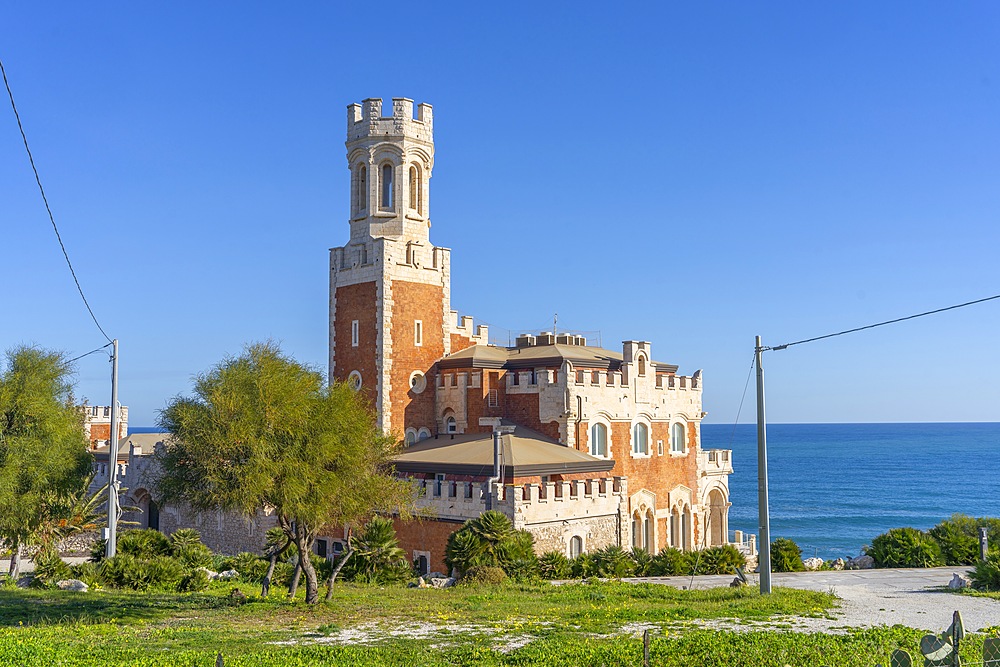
394, 422, 614, 477
437, 343, 678, 373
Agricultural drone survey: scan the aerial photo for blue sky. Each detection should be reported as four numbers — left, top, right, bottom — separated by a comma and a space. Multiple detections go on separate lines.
3, 2, 999, 427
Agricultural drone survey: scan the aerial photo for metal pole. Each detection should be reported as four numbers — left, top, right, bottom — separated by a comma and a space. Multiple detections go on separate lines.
486, 427, 500, 511
980, 527, 989, 562
755, 336, 772, 594
106, 339, 120, 558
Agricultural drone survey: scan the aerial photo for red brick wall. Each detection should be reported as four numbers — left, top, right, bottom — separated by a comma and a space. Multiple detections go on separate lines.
333, 282, 378, 409
390, 280, 445, 438
392, 516, 463, 575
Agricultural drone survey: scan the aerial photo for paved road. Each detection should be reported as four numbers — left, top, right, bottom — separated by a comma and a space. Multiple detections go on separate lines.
622, 566, 1000, 632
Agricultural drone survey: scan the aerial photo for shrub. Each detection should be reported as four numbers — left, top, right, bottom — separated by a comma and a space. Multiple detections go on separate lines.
461, 565, 507, 586
538, 551, 571, 579
929, 515, 986, 565
177, 568, 211, 592
69, 561, 101, 587
444, 511, 537, 577
99, 553, 186, 591
695, 545, 747, 575
970, 552, 1000, 591
90, 538, 108, 563
268, 561, 296, 587
650, 548, 694, 576
228, 552, 269, 583
866, 527, 943, 568
170, 530, 213, 568
32, 548, 72, 584
117, 529, 172, 559
593, 545, 635, 578
631, 548, 654, 577
771, 538, 805, 572
344, 516, 410, 584
570, 552, 598, 578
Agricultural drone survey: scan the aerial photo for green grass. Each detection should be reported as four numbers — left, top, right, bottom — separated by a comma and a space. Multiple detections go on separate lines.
0, 580, 986, 666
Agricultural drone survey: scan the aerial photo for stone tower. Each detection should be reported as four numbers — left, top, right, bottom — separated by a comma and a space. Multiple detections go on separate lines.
329, 98, 451, 436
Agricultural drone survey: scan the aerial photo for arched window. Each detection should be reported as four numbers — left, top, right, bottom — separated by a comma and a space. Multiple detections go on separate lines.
356, 165, 367, 212
671, 422, 686, 453
633, 423, 648, 455
405, 429, 416, 446
644, 510, 654, 551
417, 428, 431, 441
632, 512, 642, 549
570, 535, 583, 558
409, 165, 422, 214
446, 416, 457, 433
590, 423, 607, 457
380, 163, 394, 211
637, 355, 646, 377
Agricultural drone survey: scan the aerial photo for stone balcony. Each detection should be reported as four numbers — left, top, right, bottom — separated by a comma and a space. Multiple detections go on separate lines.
698, 448, 733, 476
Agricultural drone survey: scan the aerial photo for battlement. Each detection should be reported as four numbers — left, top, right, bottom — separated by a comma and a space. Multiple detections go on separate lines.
347, 97, 433, 142
450, 311, 489, 345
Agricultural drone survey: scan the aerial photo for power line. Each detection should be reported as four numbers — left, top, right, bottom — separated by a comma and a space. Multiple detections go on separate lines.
1, 57, 112, 344
764, 293, 1000, 352
65, 343, 114, 366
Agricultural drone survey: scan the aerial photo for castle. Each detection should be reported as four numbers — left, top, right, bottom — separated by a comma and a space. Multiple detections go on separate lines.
89, 98, 750, 572
328, 98, 746, 574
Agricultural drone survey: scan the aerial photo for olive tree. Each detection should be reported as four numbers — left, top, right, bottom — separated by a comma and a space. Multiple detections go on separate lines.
157, 342, 411, 603
0, 346, 92, 578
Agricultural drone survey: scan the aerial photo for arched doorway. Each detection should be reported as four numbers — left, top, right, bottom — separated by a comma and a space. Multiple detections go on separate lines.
708, 489, 727, 547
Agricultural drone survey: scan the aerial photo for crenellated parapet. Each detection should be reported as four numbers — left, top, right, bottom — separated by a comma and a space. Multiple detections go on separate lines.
347, 97, 433, 143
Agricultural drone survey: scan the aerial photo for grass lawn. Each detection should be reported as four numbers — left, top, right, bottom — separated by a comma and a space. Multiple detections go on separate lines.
0, 580, 987, 666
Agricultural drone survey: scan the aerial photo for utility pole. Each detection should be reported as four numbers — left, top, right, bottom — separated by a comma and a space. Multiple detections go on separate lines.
105, 339, 120, 558
755, 336, 772, 594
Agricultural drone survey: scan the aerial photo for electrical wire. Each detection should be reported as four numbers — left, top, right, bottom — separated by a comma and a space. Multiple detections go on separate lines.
65, 342, 114, 366
763, 293, 1000, 352
1, 57, 112, 343
727, 353, 756, 450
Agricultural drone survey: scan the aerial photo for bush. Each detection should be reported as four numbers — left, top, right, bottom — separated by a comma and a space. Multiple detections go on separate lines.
694, 545, 747, 575
31, 548, 72, 584
771, 538, 805, 572
929, 515, 987, 566
866, 527, 943, 568
99, 553, 186, 591
444, 511, 537, 578
343, 516, 410, 584
117, 529, 172, 559
169, 530, 213, 568
631, 549, 654, 577
461, 565, 508, 586
69, 561, 101, 587
177, 568, 211, 592
538, 551, 571, 579
570, 552, 598, 578
593, 545, 635, 578
228, 552, 269, 583
650, 548, 694, 576
970, 552, 1000, 591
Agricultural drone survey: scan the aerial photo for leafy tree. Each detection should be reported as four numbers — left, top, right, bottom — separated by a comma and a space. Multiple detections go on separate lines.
157, 342, 412, 603
0, 346, 92, 579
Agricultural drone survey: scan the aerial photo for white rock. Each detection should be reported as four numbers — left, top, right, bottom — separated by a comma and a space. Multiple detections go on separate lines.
215, 569, 240, 580
827, 558, 846, 571
56, 579, 88, 592
803, 557, 824, 571
948, 573, 972, 589
196, 567, 218, 579
429, 577, 456, 589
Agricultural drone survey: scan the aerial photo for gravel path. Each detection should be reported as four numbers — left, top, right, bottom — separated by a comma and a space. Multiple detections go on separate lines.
624, 566, 1000, 633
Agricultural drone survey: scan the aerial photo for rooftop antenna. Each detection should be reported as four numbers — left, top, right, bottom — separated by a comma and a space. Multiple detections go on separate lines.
553, 313, 558, 335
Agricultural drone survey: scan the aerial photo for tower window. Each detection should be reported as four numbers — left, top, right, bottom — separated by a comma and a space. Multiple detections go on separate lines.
351, 320, 359, 347
633, 422, 649, 455
380, 163, 394, 211
637, 355, 646, 377
590, 423, 608, 457
446, 416, 457, 433
408, 165, 423, 214
356, 165, 367, 212
671, 422, 687, 453
414, 320, 423, 346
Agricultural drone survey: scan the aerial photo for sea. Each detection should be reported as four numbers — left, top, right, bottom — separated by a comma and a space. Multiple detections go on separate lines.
702, 422, 1000, 560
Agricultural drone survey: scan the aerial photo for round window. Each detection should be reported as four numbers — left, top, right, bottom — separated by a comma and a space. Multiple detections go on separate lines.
409, 371, 427, 394
347, 370, 362, 391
